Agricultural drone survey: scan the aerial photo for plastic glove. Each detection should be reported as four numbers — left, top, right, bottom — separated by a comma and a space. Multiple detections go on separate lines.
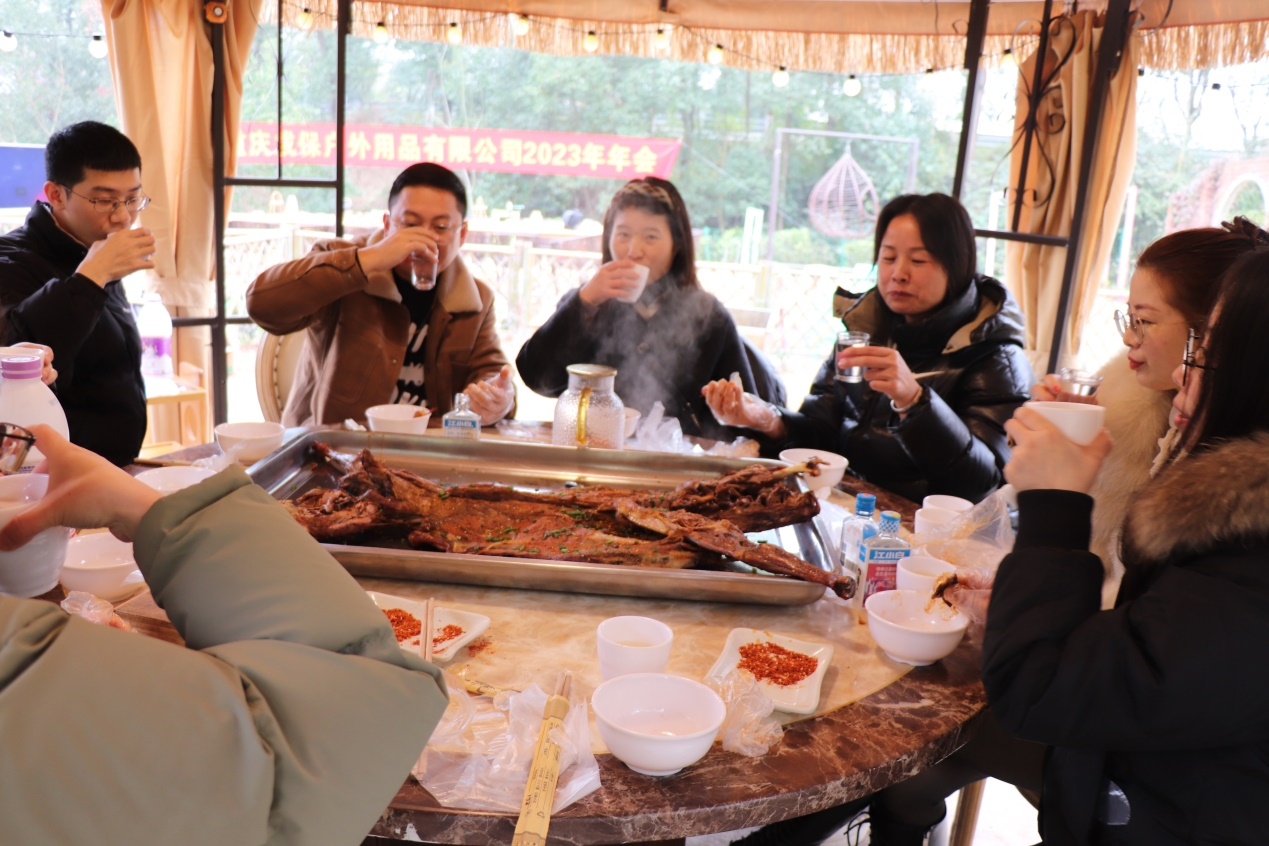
701, 378, 782, 436
463, 365, 516, 426
942, 566, 995, 639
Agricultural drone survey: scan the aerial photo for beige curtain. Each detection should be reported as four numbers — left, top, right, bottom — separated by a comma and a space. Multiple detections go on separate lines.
100, 0, 262, 310
1003, 11, 1140, 366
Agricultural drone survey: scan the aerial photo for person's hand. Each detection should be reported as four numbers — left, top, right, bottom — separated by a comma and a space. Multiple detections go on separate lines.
1003, 407, 1112, 493
77, 228, 157, 286
1031, 374, 1061, 402
0, 425, 161, 550
10, 342, 56, 384
841, 346, 921, 409
358, 227, 439, 276
700, 378, 784, 438
942, 567, 996, 639
462, 365, 515, 426
578, 260, 644, 306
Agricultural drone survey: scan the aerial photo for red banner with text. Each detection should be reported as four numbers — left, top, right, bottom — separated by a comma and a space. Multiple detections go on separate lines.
236, 123, 680, 180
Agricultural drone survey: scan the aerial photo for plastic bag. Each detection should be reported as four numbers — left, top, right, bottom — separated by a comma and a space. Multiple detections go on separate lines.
912, 488, 1015, 571
705, 671, 783, 757
412, 680, 601, 814
60, 590, 133, 631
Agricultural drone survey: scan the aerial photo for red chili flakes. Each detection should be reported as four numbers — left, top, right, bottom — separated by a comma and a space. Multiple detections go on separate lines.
432, 624, 464, 648
382, 608, 422, 643
737, 641, 818, 686
466, 635, 493, 656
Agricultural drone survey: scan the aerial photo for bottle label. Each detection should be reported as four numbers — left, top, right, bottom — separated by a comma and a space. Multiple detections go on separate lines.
862, 549, 909, 599
442, 418, 480, 439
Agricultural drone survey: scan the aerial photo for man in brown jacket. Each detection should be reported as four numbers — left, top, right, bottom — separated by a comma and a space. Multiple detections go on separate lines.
247, 163, 514, 427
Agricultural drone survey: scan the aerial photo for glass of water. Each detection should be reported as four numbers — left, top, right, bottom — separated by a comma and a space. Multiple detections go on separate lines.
1056, 367, 1103, 403
835, 331, 871, 383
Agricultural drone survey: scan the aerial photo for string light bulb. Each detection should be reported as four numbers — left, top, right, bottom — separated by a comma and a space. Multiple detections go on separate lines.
842, 75, 862, 96
512, 14, 530, 37
653, 26, 671, 51
372, 21, 389, 44
706, 43, 724, 65
583, 30, 599, 52
0, 31, 16, 53
446, 22, 463, 45
88, 34, 108, 58
296, 7, 313, 29
772, 66, 790, 88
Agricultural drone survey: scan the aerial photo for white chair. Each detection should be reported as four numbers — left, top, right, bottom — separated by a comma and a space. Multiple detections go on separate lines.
255, 331, 306, 423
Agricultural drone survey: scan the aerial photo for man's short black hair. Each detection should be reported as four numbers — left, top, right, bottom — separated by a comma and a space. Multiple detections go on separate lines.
44, 121, 142, 187
388, 163, 467, 218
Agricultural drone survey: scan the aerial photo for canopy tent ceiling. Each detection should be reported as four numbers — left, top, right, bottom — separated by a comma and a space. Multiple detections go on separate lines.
277, 0, 1269, 74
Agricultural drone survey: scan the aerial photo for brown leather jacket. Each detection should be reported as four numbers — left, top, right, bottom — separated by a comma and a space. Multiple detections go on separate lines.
246, 230, 511, 426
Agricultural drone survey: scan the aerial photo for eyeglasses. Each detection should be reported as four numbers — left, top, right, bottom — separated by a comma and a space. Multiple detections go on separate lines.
63, 186, 150, 215
394, 217, 462, 237
1182, 328, 1215, 388
1113, 309, 1187, 346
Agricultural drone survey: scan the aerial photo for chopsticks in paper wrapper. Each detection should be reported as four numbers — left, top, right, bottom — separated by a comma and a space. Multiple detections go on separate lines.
511, 672, 572, 846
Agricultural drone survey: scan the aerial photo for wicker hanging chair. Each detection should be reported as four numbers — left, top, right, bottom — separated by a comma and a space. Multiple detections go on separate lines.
808, 143, 880, 239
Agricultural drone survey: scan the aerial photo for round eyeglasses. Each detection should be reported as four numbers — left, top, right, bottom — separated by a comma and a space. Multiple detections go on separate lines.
63, 186, 150, 215
1113, 309, 1187, 346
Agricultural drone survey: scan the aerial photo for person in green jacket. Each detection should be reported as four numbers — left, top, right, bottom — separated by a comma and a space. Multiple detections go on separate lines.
0, 426, 448, 845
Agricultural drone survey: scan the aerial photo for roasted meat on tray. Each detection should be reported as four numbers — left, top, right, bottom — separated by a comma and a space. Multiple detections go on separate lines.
281, 443, 856, 598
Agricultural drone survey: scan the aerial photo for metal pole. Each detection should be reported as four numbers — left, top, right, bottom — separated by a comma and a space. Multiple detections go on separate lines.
1010, 0, 1057, 233
952, 0, 990, 200
208, 3, 229, 424
1046, 0, 1133, 372
765, 128, 784, 264
336, 0, 349, 237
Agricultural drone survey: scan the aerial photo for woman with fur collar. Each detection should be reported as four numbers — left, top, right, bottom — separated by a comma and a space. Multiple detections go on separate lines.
985, 245, 1269, 845
1036, 225, 1257, 606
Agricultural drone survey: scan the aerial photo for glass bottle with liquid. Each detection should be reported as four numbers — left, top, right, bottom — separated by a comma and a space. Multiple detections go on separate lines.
441, 393, 481, 439
859, 510, 910, 603
838, 493, 877, 598
552, 363, 624, 449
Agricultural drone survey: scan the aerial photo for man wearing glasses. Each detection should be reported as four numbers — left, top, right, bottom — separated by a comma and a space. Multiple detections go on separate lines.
0, 121, 152, 466
248, 162, 514, 426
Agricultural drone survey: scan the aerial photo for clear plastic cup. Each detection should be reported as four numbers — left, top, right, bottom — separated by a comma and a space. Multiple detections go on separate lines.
411, 257, 438, 291
1056, 368, 1103, 403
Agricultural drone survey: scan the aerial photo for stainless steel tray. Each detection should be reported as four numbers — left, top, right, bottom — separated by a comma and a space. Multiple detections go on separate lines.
250, 430, 833, 605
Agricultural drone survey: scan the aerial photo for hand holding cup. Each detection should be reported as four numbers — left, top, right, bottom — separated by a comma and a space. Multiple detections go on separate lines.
1004, 405, 1112, 493
579, 260, 648, 306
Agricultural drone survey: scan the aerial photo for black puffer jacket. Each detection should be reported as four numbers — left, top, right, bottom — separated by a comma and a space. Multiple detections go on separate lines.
984, 434, 1269, 845
0, 203, 146, 466
777, 275, 1032, 503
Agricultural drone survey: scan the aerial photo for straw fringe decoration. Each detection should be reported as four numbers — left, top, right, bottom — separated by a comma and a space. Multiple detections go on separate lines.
271, 1, 1269, 75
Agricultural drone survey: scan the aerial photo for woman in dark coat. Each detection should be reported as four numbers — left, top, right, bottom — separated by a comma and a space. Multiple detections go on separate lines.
516, 177, 772, 440
705, 193, 1033, 503
986, 245, 1269, 845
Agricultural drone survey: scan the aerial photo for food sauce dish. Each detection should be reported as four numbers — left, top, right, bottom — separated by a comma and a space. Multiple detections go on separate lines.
366, 591, 490, 662
707, 627, 833, 714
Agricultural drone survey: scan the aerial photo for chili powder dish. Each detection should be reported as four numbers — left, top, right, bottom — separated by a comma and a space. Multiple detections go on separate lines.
737, 641, 819, 686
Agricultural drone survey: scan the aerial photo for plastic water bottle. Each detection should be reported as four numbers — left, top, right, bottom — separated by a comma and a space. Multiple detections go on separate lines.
441, 393, 480, 439
136, 296, 174, 377
859, 511, 910, 602
0, 355, 69, 472
838, 493, 877, 600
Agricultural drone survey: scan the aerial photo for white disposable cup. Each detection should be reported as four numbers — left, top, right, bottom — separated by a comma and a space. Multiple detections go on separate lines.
0, 474, 72, 598
922, 495, 973, 513
896, 554, 957, 593
597, 615, 673, 680
913, 506, 960, 536
835, 331, 870, 383
1023, 400, 1107, 446
615, 264, 651, 304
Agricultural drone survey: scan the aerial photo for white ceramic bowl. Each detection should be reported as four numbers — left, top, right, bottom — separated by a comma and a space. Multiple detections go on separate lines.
922, 495, 974, 513
592, 673, 725, 776
0, 474, 72, 598
778, 448, 849, 498
366, 404, 432, 435
214, 421, 285, 463
896, 555, 957, 593
60, 532, 141, 600
134, 465, 217, 494
623, 407, 642, 439
913, 506, 961, 536
865, 589, 969, 666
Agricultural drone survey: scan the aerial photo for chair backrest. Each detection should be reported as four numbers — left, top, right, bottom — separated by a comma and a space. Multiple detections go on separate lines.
255, 331, 306, 423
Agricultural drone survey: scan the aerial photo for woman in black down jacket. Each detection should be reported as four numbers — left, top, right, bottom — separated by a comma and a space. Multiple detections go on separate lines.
704, 192, 1033, 503
987, 245, 1269, 845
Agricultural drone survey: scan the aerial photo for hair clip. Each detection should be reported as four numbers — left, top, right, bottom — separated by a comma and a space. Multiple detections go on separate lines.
615, 179, 675, 209
1219, 215, 1269, 247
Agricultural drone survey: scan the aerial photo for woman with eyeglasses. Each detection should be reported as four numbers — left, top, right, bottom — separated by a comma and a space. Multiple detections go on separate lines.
981, 244, 1269, 845
517, 177, 783, 440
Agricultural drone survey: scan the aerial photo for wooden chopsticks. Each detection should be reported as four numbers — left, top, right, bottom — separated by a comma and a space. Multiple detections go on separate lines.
420, 597, 435, 663
512, 672, 572, 846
